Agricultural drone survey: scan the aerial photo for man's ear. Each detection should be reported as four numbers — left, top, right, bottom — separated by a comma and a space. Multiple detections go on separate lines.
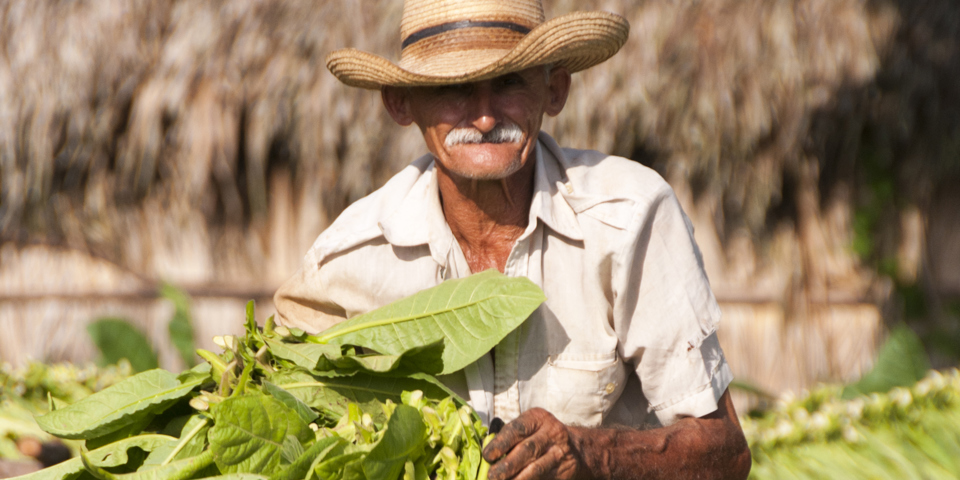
382, 86, 415, 126
544, 66, 571, 117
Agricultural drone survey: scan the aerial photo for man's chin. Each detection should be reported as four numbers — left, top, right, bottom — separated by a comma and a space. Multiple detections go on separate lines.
445, 143, 526, 180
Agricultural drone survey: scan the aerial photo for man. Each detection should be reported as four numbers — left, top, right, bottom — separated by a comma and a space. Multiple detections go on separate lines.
275, 0, 751, 478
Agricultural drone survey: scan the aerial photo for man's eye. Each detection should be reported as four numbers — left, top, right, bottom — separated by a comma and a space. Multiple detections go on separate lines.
497, 75, 524, 87
436, 84, 471, 95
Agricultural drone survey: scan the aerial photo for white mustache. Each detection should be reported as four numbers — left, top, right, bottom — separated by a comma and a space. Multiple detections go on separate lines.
444, 123, 524, 147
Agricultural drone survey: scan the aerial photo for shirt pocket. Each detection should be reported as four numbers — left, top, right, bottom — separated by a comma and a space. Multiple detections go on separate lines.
545, 350, 627, 427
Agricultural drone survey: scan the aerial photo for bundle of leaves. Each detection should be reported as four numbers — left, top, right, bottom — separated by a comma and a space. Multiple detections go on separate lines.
9, 270, 544, 480
744, 368, 960, 479
1, 362, 133, 461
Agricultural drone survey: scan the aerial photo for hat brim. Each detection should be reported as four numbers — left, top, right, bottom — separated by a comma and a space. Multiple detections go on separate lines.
326, 11, 629, 90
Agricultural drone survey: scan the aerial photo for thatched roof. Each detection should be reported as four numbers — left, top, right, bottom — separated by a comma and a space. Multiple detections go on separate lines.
2, 0, 957, 288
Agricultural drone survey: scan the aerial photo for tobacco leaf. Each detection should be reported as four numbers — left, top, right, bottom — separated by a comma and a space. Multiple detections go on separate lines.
143, 415, 211, 466
270, 369, 456, 425
269, 436, 346, 480
264, 340, 341, 371
36, 370, 203, 440
314, 451, 366, 480
362, 405, 427, 480
82, 448, 215, 480
190, 476, 268, 480
87, 319, 159, 373
162, 283, 198, 368
208, 394, 313, 474
7, 435, 175, 480
314, 270, 544, 375
262, 381, 319, 425
326, 340, 445, 375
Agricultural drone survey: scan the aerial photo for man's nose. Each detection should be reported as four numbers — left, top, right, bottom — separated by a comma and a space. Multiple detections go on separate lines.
468, 83, 497, 133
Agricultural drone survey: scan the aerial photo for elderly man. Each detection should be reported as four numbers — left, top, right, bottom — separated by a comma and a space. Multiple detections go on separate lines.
275, 0, 751, 478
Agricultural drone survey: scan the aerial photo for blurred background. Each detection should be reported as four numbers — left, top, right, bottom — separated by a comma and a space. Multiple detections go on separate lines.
0, 0, 958, 441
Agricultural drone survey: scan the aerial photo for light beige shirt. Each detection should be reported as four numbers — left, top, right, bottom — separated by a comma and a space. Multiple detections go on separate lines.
275, 132, 733, 428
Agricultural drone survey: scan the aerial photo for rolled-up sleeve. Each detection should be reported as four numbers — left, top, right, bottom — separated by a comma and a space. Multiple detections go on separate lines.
613, 183, 733, 426
274, 248, 348, 334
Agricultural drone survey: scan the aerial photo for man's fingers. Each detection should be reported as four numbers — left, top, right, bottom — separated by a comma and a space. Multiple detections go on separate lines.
485, 425, 556, 480
482, 410, 545, 462
513, 446, 568, 480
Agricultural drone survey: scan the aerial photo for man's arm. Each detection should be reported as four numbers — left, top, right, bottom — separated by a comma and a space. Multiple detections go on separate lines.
481, 389, 751, 480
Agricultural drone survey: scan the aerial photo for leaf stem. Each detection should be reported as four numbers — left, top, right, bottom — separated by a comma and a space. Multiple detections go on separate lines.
161, 417, 210, 466
233, 360, 254, 396
478, 433, 496, 480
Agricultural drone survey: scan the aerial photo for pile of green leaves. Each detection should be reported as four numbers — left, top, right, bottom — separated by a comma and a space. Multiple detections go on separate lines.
1, 362, 133, 461
744, 368, 960, 479
9, 270, 544, 480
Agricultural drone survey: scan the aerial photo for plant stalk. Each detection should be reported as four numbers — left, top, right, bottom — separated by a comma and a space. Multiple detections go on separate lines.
161, 417, 210, 466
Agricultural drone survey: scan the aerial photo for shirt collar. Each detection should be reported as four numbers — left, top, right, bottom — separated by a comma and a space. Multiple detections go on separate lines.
530, 132, 584, 241
378, 133, 584, 254
377, 159, 455, 266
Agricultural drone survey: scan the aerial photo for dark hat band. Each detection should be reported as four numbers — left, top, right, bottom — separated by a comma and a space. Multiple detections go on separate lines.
401, 20, 532, 50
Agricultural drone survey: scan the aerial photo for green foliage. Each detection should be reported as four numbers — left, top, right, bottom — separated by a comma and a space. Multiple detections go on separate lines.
314, 269, 545, 375
35, 370, 204, 440
87, 319, 159, 374
86, 285, 198, 374
1, 362, 133, 460
745, 369, 960, 479
361, 405, 425, 480
208, 395, 313, 474
842, 325, 930, 399
5, 271, 541, 480
10, 435, 175, 480
163, 284, 198, 368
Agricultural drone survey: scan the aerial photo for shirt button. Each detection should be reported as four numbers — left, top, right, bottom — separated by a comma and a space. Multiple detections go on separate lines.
604, 382, 617, 394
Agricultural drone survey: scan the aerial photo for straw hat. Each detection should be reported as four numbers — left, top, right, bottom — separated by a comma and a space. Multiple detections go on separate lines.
326, 0, 630, 90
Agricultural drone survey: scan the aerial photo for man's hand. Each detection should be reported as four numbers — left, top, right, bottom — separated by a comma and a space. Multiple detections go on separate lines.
482, 408, 584, 480
480, 390, 751, 480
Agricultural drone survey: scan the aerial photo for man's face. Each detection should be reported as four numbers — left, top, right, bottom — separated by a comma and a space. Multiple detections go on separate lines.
383, 66, 571, 181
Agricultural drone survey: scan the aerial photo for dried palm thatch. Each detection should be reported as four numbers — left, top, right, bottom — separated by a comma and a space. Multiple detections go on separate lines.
0, 0, 958, 396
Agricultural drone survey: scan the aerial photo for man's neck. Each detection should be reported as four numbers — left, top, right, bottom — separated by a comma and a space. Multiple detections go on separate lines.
435, 155, 536, 274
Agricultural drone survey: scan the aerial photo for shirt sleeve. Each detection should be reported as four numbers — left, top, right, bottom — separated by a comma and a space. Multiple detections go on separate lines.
273, 247, 349, 334
613, 183, 733, 426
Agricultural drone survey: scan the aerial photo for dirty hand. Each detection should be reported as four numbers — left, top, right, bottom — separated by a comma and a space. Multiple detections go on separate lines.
481, 408, 586, 480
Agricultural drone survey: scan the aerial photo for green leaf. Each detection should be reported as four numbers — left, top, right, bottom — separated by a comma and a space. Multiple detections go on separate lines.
144, 415, 212, 466
177, 362, 213, 386
262, 381, 319, 425
82, 448, 215, 480
208, 394, 313, 474
842, 325, 931, 399
162, 283, 198, 368
85, 411, 156, 450
330, 341, 445, 375
458, 442, 482, 480
194, 476, 268, 480
36, 370, 203, 440
341, 459, 367, 480
362, 405, 427, 480
270, 436, 345, 480
5, 435, 174, 480
315, 451, 365, 480
87, 319, 159, 373
265, 340, 341, 370
313, 270, 545, 375
280, 436, 306, 465
271, 370, 457, 425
